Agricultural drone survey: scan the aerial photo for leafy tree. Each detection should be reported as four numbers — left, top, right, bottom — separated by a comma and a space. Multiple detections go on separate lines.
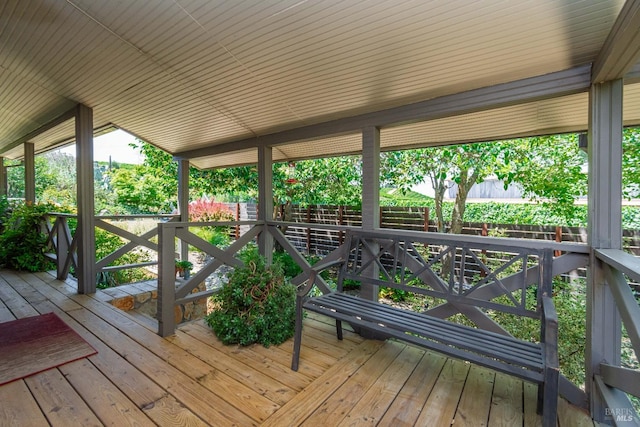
382, 134, 588, 233
623, 127, 640, 199
382, 142, 506, 233
109, 165, 169, 213
37, 152, 76, 207
501, 134, 587, 220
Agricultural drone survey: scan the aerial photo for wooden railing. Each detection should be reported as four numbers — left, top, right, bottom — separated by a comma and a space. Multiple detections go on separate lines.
593, 249, 640, 423
44, 212, 180, 281
155, 220, 593, 406
156, 220, 263, 337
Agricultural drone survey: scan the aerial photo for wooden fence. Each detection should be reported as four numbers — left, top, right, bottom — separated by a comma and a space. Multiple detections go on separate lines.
271, 204, 640, 291
276, 204, 640, 253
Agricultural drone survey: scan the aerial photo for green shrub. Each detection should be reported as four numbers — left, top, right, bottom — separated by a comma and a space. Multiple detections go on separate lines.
0, 201, 55, 272
205, 249, 296, 347
273, 250, 303, 279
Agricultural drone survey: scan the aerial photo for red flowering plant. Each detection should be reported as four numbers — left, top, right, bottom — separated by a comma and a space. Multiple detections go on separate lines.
188, 197, 235, 247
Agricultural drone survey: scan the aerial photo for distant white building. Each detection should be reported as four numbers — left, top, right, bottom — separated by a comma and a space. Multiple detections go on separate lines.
412, 178, 523, 201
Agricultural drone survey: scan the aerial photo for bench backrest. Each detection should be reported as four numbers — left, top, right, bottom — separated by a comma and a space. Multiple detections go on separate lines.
337, 229, 554, 320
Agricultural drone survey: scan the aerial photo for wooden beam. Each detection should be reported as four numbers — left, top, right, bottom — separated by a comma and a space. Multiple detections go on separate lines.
0, 107, 77, 155
603, 264, 640, 357
593, 375, 639, 426
625, 61, 640, 84
174, 65, 592, 161
592, 0, 640, 83
597, 248, 640, 283
601, 364, 640, 399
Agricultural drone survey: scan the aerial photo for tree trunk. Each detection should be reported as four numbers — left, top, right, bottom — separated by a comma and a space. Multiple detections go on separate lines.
450, 170, 479, 234
442, 169, 479, 279
431, 176, 447, 233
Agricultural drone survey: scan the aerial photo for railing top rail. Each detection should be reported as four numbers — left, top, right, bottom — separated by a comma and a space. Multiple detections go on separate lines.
596, 248, 640, 283
46, 212, 77, 218
160, 220, 262, 228
267, 221, 590, 254
97, 214, 180, 220
46, 213, 182, 220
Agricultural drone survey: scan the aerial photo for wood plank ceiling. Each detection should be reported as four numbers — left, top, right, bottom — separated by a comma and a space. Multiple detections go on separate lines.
0, 0, 637, 169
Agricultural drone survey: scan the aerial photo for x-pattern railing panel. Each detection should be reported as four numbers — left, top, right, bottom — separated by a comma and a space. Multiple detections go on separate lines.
344, 235, 543, 320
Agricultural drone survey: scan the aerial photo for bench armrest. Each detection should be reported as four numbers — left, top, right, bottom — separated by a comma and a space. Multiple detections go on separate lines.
296, 258, 345, 297
541, 296, 559, 369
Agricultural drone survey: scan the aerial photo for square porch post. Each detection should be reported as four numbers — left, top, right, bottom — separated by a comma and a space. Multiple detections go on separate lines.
258, 145, 274, 263
177, 159, 189, 262
587, 79, 623, 421
361, 126, 380, 302
0, 157, 6, 196
24, 142, 35, 203
76, 104, 96, 294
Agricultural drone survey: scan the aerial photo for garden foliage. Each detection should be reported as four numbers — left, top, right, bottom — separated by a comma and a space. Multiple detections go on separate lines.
188, 197, 235, 247
0, 200, 55, 272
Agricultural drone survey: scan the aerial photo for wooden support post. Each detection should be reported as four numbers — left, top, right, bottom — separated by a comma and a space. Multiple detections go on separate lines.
361, 126, 380, 303
587, 79, 623, 421
55, 217, 69, 280
177, 159, 189, 262
481, 223, 488, 277
75, 104, 96, 294
257, 146, 273, 263
24, 142, 35, 203
158, 223, 177, 337
0, 157, 6, 197
555, 226, 563, 257
423, 207, 429, 232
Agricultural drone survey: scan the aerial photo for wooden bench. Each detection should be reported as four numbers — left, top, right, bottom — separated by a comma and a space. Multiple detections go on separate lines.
291, 229, 559, 426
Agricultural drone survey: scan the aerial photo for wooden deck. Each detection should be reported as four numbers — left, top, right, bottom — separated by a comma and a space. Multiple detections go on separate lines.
0, 270, 599, 427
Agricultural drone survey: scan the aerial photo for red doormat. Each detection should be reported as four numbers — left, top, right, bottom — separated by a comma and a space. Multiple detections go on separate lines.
0, 312, 97, 386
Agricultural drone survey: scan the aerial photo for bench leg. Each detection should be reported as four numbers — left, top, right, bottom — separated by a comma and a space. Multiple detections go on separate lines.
336, 320, 343, 340
291, 297, 304, 371
538, 367, 559, 426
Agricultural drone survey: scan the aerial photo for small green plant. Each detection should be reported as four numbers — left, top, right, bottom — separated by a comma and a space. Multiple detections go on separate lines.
175, 259, 193, 278
205, 249, 296, 347
379, 286, 410, 302
175, 259, 193, 270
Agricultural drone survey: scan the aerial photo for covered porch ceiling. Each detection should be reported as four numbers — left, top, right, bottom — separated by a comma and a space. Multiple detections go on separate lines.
1, 0, 640, 169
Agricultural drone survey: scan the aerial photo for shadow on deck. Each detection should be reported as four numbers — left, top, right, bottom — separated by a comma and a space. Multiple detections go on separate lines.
0, 270, 597, 426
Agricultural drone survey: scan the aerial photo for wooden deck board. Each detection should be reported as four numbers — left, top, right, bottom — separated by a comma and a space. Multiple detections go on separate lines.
0, 379, 51, 426
489, 372, 524, 427
0, 270, 598, 426
416, 358, 471, 426
25, 368, 103, 427
454, 365, 496, 426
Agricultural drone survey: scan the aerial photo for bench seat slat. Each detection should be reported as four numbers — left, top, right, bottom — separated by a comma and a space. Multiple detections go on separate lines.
304, 298, 545, 383
307, 293, 543, 357
304, 293, 545, 372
